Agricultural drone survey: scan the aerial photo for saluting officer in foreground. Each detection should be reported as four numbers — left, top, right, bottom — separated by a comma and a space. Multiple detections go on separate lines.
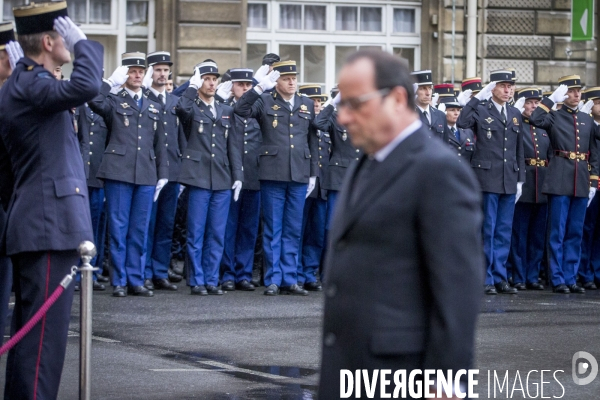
0, 2, 103, 398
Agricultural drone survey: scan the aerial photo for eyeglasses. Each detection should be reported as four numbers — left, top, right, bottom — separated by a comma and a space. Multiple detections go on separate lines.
338, 88, 391, 111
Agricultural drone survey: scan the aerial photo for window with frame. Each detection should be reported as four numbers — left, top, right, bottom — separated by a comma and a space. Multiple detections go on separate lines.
68, 0, 111, 25
126, 0, 149, 53
248, 3, 267, 29
279, 44, 326, 85
280, 4, 326, 31
336, 6, 382, 32
393, 47, 415, 71
393, 8, 415, 33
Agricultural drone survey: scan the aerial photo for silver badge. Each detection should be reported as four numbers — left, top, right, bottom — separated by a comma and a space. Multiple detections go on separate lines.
486, 130, 491, 139
342, 131, 347, 141
198, 123, 204, 133
225, 128, 228, 139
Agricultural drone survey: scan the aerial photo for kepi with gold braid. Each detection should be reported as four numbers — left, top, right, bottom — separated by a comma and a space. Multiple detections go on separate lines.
122, 52, 146, 68
13, 1, 68, 35
585, 87, 600, 101
515, 87, 542, 101
272, 60, 297, 75
461, 77, 482, 93
0, 22, 15, 50
558, 75, 582, 89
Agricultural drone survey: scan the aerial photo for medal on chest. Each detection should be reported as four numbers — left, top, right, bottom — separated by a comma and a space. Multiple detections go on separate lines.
486, 129, 491, 139
198, 122, 204, 133
124, 115, 129, 127
273, 113, 278, 128
342, 130, 347, 141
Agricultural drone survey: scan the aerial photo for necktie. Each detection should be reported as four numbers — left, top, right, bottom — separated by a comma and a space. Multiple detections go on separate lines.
287, 101, 293, 111
211, 104, 216, 118
501, 106, 506, 124
133, 94, 140, 108
452, 126, 460, 142
158, 94, 164, 105
423, 110, 431, 125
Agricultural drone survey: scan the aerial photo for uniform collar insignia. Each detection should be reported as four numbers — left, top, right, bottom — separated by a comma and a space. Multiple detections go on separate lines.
485, 117, 493, 123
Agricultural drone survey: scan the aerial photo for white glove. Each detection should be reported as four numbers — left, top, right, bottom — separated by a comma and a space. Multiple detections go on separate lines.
588, 187, 597, 208
6, 41, 23, 71
306, 176, 316, 198
549, 85, 568, 104
457, 90, 472, 106
53, 16, 86, 53
178, 185, 186, 198
515, 182, 523, 203
107, 66, 129, 88
413, 83, 418, 101
256, 70, 280, 92
216, 81, 233, 101
430, 93, 439, 108
437, 103, 446, 113
232, 180, 242, 202
189, 68, 204, 90
254, 64, 270, 82
578, 100, 585, 110
475, 82, 496, 101
514, 97, 526, 114
142, 66, 153, 89
154, 178, 168, 202
331, 92, 341, 108
580, 100, 594, 114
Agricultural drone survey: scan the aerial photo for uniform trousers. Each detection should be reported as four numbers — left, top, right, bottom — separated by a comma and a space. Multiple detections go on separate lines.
0, 209, 11, 345
508, 202, 547, 284
261, 180, 307, 287
88, 187, 106, 278
579, 194, 600, 284
547, 195, 587, 286
104, 180, 154, 287
186, 187, 231, 287
4, 250, 78, 400
221, 189, 260, 284
482, 192, 516, 285
145, 182, 180, 280
297, 197, 327, 285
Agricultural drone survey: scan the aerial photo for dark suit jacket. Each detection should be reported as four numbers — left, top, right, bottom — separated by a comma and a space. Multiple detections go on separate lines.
76, 103, 108, 188
319, 124, 484, 399
0, 40, 103, 255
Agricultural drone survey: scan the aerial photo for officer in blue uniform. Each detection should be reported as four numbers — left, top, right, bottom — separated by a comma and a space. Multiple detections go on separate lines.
457, 70, 526, 295
219, 68, 263, 292
234, 60, 319, 296
412, 70, 446, 139
575, 87, 600, 290
0, 4, 103, 398
530, 75, 599, 294
296, 85, 328, 291
143, 51, 183, 291
176, 60, 243, 296
461, 77, 482, 98
438, 96, 476, 162
89, 52, 169, 297
76, 102, 108, 289
507, 88, 551, 291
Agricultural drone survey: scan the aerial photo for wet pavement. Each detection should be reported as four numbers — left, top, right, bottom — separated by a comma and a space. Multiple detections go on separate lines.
1, 285, 600, 399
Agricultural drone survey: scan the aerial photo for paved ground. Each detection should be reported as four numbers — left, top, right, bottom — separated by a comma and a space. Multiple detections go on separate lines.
2, 286, 600, 399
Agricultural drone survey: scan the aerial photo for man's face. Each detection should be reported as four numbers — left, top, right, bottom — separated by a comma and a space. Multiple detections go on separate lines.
446, 107, 460, 125
125, 66, 145, 90
199, 74, 218, 99
591, 99, 600, 120
276, 75, 297, 96
0, 50, 10, 81
152, 64, 170, 88
52, 65, 62, 80
522, 98, 540, 118
313, 98, 322, 114
416, 85, 432, 107
564, 88, 581, 109
491, 82, 512, 104
49, 34, 71, 65
232, 81, 252, 100
166, 79, 173, 92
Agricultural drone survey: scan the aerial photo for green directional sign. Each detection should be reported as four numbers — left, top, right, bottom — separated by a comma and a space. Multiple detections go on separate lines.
571, 0, 594, 41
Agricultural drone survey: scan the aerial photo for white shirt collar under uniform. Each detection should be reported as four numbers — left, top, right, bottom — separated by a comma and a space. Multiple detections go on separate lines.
124, 86, 142, 100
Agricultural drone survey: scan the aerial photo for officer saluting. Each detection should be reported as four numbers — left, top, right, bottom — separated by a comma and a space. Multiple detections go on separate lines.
0, 2, 103, 398
89, 52, 169, 298
530, 76, 599, 294
508, 88, 551, 291
457, 70, 526, 295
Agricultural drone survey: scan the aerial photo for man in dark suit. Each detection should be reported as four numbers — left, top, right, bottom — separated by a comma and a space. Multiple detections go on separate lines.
0, 4, 103, 398
319, 49, 483, 399
412, 70, 446, 140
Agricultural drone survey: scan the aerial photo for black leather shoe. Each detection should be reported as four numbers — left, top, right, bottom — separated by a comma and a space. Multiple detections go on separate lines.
128, 285, 154, 297
112, 286, 127, 297
280, 284, 309, 296
143, 279, 155, 290
95, 274, 109, 283
235, 280, 255, 291
552, 284, 570, 294
206, 285, 224, 295
484, 285, 497, 295
191, 285, 207, 296
512, 282, 526, 291
583, 282, 597, 290
264, 284, 279, 296
304, 281, 323, 291
93, 281, 106, 291
251, 279, 261, 288
167, 268, 183, 283
153, 278, 177, 291
526, 282, 545, 290
495, 281, 518, 294
567, 284, 585, 294
221, 280, 235, 291
170, 258, 184, 276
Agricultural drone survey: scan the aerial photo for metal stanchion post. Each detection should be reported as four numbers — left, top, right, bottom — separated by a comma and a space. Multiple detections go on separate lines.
78, 241, 97, 400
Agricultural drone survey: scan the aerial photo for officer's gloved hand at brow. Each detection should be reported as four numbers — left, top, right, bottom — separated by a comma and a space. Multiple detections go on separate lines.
580, 100, 594, 115
216, 81, 233, 101
514, 97, 526, 114
106, 66, 129, 88
53, 16, 86, 53
189, 68, 204, 90
515, 182, 524, 203
306, 176, 317, 199
413, 83, 418, 100
254, 70, 280, 94
142, 66, 153, 89
457, 89, 472, 106
154, 178, 168, 202
437, 103, 446, 113
6, 41, 23, 71
430, 93, 439, 108
331, 92, 341, 108
253, 64, 270, 82
549, 85, 568, 104
232, 181, 242, 202
475, 82, 496, 101
588, 187, 597, 208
